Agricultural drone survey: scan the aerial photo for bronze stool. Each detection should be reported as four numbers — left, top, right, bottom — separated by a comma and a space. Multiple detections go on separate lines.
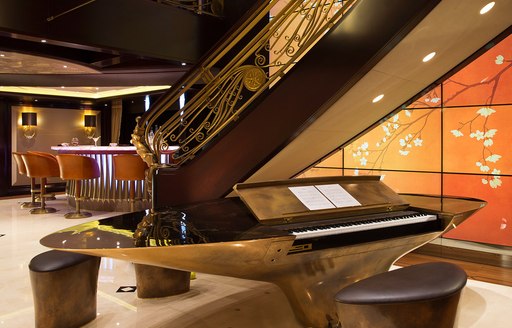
29, 250, 101, 328
134, 264, 191, 298
335, 262, 467, 328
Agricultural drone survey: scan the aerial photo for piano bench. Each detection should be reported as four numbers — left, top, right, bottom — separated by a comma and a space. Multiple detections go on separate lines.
334, 262, 467, 328
134, 264, 191, 298
28, 250, 101, 328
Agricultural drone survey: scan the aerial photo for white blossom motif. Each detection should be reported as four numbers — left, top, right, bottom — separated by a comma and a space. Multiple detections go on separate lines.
413, 138, 423, 147
452, 104, 502, 188
451, 130, 464, 137
495, 55, 504, 64
477, 107, 496, 117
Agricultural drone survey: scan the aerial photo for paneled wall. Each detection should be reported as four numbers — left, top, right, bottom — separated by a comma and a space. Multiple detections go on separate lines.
11, 106, 101, 186
300, 32, 512, 247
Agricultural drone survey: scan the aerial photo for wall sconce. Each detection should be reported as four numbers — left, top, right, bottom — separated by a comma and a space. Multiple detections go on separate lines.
21, 112, 37, 139
84, 115, 96, 139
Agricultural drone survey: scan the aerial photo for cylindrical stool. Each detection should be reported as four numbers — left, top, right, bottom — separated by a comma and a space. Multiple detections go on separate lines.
134, 264, 191, 298
21, 153, 60, 214
56, 154, 100, 218
113, 154, 148, 212
335, 262, 467, 328
29, 250, 101, 328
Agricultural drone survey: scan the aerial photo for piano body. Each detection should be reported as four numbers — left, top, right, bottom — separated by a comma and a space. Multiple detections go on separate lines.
40, 176, 485, 328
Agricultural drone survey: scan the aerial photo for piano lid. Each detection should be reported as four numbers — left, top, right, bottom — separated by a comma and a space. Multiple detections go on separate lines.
234, 176, 409, 224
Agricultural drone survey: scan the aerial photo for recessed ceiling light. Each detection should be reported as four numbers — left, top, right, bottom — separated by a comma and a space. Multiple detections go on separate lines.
0, 54, 4, 57
60, 86, 65, 89
41, 39, 47, 43
63, 65, 68, 68
480, 2, 495, 14
181, 62, 187, 66
422, 52, 436, 62
372, 94, 384, 103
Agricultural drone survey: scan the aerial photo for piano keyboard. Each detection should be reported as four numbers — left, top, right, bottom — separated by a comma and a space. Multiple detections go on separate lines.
288, 211, 437, 240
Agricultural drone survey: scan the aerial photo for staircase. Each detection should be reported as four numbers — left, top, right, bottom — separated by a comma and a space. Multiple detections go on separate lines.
132, 0, 442, 208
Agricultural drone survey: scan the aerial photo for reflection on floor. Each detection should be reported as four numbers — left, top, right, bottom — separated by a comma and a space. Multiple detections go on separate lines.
0, 196, 511, 327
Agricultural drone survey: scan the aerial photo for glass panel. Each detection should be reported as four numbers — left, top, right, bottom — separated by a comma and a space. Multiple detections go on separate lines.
343, 108, 441, 172
344, 169, 441, 195
443, 174, 512, 247
443, 34, 512, 107
406, 85, 442, 109
444, 105, 512, 175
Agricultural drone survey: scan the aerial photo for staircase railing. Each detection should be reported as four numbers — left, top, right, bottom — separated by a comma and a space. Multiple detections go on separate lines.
132, 0, 356, 172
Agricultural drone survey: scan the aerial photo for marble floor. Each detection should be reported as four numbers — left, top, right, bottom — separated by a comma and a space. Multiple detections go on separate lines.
0, 195, 511, 328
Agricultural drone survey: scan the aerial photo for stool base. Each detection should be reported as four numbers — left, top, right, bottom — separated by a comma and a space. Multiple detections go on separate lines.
21, 201, 41, 209
30, 207, 57, 214
65, 211, 92, 219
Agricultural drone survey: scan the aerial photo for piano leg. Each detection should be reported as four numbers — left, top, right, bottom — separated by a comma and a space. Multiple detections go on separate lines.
263, 233, 440, 328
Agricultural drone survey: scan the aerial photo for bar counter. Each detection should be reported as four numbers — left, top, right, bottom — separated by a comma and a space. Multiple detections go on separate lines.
51, 146, 159, 211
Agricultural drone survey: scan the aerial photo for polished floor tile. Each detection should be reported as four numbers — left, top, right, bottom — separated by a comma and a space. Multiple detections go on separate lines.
0, 196, 511, 327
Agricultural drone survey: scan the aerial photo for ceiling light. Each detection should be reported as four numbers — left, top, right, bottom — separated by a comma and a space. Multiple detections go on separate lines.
480, 2, 495, 14
61, 86, 65, 89
422, 52, 436, 62
0, 54, 4, 57
41, 39, 47, 43
181, 62, 187, 66
372, 94, 384, 103
63, 65, 67, 68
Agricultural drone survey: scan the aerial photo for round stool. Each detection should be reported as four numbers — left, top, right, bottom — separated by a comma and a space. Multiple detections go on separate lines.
112, 154, 148, 212
335, 262, 467, 328
29, 250, 101, 328
21, 152, 60, 214
56, 154, 100, 218
12, 152, 40, 209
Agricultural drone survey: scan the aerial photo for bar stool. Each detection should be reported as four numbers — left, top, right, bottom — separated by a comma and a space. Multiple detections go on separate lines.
28, 151, 58, 200
12, 152, 40, 209
56, 154, 100, 219
113, 154, 148, 212
21, 153, 60, 214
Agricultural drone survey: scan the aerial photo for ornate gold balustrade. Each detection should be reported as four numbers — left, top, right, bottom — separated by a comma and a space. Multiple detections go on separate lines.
132, 0, 356, 172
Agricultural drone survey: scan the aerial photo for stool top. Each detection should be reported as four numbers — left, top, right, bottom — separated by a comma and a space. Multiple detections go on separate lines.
29, 250, 97, 272
335, 262, 467, 304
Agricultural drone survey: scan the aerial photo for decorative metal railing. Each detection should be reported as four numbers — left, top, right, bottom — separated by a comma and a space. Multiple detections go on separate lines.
132, 0, 356, 172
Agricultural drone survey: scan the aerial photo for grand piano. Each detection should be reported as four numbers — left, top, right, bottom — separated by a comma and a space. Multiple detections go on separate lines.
40, 176, 485, 328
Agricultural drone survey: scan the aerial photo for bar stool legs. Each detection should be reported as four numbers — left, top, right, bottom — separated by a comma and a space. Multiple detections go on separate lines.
30, 177, 57, 214
20, 177, 41, 209
65, 180, 92, 219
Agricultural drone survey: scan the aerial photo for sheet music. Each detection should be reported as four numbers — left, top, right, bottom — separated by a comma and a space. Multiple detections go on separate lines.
289, 186, 336, 210
316, 184, 361, 208
289, 184, 361, 210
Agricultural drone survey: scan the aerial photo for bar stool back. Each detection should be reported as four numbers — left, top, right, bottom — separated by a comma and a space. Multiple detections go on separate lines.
13, 152, 40, 209
56, 154, 100, 219
113, 154, 148, 211
21, 153, 60, 214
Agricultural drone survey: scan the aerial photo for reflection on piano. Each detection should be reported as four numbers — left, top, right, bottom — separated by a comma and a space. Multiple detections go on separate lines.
40, 176, 486, 328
